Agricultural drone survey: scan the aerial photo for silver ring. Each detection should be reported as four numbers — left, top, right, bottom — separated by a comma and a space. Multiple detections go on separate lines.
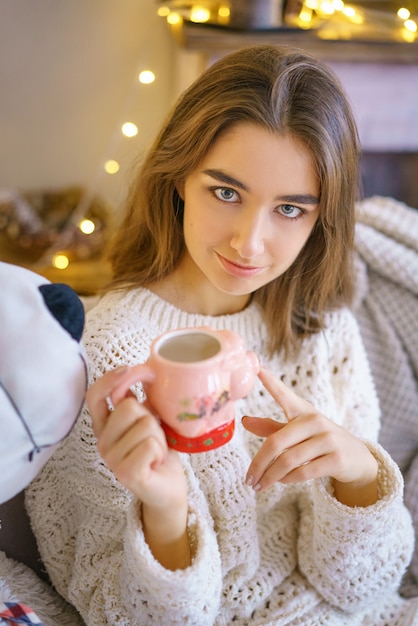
105, 395, 115, 412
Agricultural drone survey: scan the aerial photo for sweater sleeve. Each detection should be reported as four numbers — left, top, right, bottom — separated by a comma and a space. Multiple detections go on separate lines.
120, 466, 223, 625
297, 442, 415, 612
26, 405, 223, 626
401, 454, 418, 596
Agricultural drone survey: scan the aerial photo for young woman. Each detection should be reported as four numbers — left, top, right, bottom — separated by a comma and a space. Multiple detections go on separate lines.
27, 45, 418, 625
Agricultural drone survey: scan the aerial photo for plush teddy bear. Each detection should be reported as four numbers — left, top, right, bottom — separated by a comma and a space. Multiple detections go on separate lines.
0, 261, 87, 625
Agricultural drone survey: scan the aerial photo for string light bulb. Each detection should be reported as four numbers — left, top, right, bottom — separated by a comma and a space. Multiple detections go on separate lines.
104, 160, 120, 174
398, 7, 410, 19
139, 70, 155, 84
218, 5, 230, 24
157, 5, 170, 17
167, 12, 181, 24
342, 6, 356, 18
298, 7, 314, 26
122, 122, 138, 137
190, 5, 211, 22
404, 18, 417, 32
52, 253, 70, 270
79, 218, 95, 235
319, 1, 335, 15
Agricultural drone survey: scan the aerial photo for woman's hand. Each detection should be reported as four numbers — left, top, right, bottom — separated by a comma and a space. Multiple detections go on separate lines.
242, 367, 378, 507
86, 365, 191, 569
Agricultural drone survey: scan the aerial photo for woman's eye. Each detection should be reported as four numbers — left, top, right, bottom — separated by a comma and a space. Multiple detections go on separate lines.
277, 204, 303, 219
213, 187, 239, 202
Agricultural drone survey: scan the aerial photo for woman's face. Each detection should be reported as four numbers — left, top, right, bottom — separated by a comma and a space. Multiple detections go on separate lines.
177, 122, 320, 315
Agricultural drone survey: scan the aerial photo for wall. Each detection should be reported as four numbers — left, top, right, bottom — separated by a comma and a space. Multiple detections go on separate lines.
330, 62, 418, 151
0, 0, 176, 209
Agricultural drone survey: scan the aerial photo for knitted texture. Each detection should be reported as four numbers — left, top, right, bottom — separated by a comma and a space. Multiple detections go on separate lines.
353, 196, 418, 596
26, 288, 418, 625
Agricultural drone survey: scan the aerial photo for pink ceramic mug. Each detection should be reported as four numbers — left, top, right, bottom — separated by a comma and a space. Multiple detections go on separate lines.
141, 327, 260, 453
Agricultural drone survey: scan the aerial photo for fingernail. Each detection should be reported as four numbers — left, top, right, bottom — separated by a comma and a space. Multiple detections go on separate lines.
245, 475, 255, 487
253, 483, 262, 492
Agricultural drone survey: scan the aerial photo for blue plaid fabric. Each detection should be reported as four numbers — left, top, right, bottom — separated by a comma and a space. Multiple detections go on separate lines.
0, 603, 44, 625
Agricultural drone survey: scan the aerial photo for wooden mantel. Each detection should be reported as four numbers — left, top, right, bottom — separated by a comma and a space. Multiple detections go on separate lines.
171, 20, 418, 64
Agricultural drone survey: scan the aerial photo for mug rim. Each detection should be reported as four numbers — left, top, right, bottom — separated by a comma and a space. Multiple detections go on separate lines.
153, 328, 222, 365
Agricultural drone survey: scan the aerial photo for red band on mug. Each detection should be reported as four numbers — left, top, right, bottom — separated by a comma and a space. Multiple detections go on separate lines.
161, 419, 235, 453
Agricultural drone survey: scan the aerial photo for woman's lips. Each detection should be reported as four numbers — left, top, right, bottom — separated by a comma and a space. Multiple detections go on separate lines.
216, 253, 264, 278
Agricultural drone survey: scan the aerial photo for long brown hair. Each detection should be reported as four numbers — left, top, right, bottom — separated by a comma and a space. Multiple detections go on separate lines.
107, 44, 361, 355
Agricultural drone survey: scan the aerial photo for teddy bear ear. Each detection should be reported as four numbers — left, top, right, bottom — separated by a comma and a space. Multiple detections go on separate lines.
38, 283, 85, 342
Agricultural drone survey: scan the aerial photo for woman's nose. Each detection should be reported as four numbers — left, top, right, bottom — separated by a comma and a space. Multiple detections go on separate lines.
229, 208, 266, 259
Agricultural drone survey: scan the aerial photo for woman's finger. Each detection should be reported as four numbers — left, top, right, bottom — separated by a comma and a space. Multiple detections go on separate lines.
241, 415, 286, 438
253, 432, 334, 490
103, 421, 167, 483
244, 412, 333, 489
258, 367, 312, 420
260, 454, 335, 490
86, 364, 156, 432
97, 398, 164, 459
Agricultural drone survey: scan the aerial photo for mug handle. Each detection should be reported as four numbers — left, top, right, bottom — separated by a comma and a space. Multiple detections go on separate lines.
229, 351, 260, 401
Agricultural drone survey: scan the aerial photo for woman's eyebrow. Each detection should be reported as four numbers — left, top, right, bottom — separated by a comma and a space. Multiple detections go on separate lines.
203, 169, 249, 191
279, 194, 320, 205
203, 169, 319, 206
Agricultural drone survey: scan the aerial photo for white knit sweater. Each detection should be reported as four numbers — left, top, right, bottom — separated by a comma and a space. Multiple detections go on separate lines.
26, 289, 418, 625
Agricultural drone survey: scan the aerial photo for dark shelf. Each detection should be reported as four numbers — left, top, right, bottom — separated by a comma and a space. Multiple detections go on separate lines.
173, 20, 418, 63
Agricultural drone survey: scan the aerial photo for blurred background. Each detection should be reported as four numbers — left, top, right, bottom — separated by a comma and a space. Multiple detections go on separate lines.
1, 0, 417, 293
